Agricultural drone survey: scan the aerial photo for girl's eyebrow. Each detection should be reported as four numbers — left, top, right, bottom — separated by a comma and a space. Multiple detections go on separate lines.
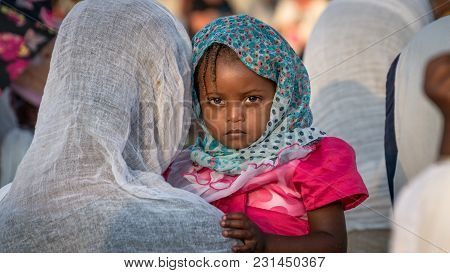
241, 89, 272, 96
205, 91, 223, 96
206, 89, 273, 96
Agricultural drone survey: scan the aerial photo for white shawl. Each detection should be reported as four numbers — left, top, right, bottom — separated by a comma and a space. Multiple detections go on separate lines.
0, 0, 234, 252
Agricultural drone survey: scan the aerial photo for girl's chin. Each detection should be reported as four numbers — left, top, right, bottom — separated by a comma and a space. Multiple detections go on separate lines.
222, 139, 251, 150
211, 134, 255, 150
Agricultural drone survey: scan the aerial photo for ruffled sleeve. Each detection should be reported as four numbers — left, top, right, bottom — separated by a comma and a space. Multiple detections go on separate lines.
293, 137, 368, 211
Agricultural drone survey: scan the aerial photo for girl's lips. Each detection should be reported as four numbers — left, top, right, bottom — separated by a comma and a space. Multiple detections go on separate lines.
225, 130, 247, 139
225, 130, 246, 136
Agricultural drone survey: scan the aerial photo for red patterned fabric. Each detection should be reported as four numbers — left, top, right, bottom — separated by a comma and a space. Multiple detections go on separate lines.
212, 137, 368, 235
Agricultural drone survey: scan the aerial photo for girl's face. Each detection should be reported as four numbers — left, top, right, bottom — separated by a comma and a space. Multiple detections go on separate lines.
198, 56, 276, 149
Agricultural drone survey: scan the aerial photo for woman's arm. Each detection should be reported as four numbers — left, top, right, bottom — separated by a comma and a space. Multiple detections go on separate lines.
221, 201, 347, 253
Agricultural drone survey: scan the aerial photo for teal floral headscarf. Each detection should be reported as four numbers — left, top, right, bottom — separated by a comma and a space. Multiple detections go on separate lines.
190, 14, 325, 175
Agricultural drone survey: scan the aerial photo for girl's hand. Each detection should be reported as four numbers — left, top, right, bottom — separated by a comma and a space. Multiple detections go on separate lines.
220, 213, 266, 252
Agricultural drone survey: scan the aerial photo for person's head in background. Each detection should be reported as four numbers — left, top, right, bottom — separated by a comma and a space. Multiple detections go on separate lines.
424, 52, 450, 158
0, 0, 79, 130
182, 0, 234, 37
430, 0, 450, 19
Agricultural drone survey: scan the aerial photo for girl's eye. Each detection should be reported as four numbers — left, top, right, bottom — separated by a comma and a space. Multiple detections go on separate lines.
209, 98, 225, 106
245, 96, 262, 104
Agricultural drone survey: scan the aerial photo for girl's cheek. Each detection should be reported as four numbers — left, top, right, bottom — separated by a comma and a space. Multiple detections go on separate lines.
202, 106, 221, 122
244, 109, 263, 135
203, 108, 226, 134
246, 105, 270, 123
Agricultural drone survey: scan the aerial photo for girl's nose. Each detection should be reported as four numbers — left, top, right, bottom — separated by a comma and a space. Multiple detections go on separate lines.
227, 102, 245, 122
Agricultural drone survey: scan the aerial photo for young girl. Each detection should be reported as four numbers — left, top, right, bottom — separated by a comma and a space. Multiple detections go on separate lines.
166, 15, 368, 253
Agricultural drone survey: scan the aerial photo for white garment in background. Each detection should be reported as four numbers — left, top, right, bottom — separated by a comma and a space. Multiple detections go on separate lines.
303, 0, 433, 231
0, 0, 235, 252
391, 159, 450, 252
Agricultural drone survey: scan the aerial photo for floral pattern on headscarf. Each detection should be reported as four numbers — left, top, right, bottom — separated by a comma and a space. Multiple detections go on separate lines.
0, 0, 58, 93
190, 14, 325, 175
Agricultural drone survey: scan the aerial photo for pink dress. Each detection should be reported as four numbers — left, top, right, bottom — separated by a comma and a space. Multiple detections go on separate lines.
166, 137, 368, 236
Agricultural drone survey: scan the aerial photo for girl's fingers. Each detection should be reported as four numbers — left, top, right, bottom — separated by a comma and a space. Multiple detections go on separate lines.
222, 229, 252, 240
232, 243, 254, 253
222, 213, 246, 221
221, 219, 248, 229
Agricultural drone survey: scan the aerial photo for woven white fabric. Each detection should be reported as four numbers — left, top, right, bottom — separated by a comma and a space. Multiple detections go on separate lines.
303, 0, 433, 230
0, 0, 235, 252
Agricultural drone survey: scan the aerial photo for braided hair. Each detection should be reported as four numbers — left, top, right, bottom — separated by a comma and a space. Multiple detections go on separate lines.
194, 43, 240, 96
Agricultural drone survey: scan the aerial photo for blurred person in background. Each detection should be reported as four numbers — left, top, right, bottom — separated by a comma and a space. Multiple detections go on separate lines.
181, 0, 234, 37
159, 0, 329, 56
272, 0, 328, 56
303, 0, 434, 252
0, 0, 79, 188
430, 0, 450, 18
227, 0, 277, 26
390, 17, 450, 253
385, 0, 450, 200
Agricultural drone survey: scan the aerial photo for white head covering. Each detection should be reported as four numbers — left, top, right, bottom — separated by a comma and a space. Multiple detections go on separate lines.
393, 16, 450, 197
303, 0, 433, 231
0, 0, 235, 252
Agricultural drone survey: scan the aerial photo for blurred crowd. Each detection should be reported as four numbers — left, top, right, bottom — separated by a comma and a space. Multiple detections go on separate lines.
159, 0, 328, 55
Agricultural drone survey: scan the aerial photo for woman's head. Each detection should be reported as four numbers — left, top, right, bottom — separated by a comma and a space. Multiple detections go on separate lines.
190, 15, 323, 174
195, 43, 276, 149
24, 0, 193, 178
0, 0, 236, 253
